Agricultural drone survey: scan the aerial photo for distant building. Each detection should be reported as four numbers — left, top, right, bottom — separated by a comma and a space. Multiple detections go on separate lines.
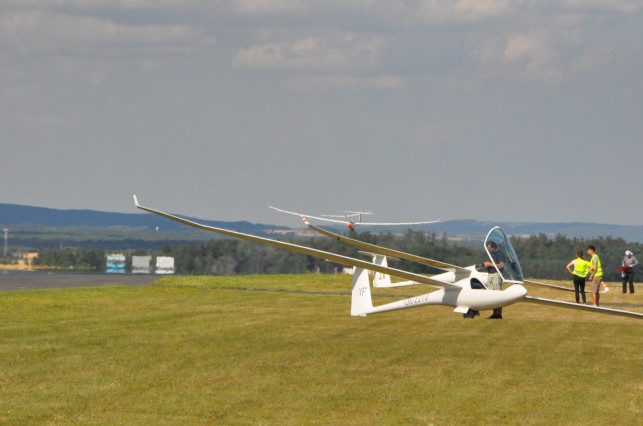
106, 254, 126, 273
18, 252, 38, 269
155, 256, 175, 274
132, 256, 152, 274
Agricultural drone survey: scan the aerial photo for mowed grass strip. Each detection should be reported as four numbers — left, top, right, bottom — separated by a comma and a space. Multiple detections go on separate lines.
0, 275, 641, 424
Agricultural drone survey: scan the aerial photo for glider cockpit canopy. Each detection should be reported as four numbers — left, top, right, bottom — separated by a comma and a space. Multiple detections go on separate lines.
484, 226, 524, 284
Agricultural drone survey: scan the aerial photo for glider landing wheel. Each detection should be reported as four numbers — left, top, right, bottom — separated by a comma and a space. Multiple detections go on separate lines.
463, 310, 479, 319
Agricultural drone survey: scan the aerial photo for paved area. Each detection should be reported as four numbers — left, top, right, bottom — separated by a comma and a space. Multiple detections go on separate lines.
0, 272, 160, 291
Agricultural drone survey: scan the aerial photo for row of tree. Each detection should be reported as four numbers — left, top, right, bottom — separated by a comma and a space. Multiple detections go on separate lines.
510, 233, 639, 281
32, 247, 106, 271
31, 230, 641, 281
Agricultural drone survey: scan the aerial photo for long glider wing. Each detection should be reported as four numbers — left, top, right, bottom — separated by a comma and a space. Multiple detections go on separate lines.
303, 218, 469, 275
353, 219, 441, 226
269, 205, 440, 226
523, 296, 643, 319
134, 196, 460, 290
269, 206, 354, 225
524, 279, 608, 294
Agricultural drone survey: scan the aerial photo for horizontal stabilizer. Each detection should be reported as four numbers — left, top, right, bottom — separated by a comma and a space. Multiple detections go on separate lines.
359, 251, 400, 262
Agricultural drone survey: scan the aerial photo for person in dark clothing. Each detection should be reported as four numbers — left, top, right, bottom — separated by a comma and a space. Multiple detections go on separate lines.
483, 241, 505, 319
621, 250, 639, 294
566, 251, 590, 304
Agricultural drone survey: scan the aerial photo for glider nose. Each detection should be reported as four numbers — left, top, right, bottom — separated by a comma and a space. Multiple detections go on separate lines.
507, 284, 528, 300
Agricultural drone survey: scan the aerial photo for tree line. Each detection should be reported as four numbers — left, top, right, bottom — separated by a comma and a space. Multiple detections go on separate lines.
31, 230, 642, 281
510, 233, 640, 281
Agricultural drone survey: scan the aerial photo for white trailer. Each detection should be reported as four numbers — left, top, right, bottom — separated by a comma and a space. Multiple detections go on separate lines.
155, 256, 175, 274
132, 256, 152, 274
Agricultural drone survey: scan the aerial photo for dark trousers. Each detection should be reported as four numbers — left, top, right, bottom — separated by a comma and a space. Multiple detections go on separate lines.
573, 276, 586, 303
622, 270, 635, 293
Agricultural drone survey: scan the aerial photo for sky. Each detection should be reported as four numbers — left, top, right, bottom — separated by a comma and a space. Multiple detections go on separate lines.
2, 1, 642, 228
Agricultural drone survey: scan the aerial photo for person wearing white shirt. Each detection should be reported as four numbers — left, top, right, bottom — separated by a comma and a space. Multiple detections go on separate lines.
621, 250, 639, 294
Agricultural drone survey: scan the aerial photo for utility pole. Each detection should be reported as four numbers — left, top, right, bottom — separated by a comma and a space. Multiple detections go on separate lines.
3, 228, 8, 257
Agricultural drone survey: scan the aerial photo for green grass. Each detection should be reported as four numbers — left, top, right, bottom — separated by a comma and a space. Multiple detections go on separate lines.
1, 275, 641, 424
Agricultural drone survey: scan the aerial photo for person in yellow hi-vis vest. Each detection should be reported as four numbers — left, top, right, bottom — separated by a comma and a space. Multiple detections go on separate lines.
587, 245, 603, 306
566, 251, 591, 304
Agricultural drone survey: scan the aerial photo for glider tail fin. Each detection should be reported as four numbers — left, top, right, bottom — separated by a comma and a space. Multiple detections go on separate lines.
371, 255, 393, 288
351, 267, 373, 316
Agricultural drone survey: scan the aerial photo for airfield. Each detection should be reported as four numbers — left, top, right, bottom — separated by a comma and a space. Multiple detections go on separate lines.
0, 272, 157, 291
1, 273, 641, 424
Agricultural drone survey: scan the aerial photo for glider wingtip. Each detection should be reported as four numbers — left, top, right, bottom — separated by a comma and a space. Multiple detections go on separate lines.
133, 194, 140, 207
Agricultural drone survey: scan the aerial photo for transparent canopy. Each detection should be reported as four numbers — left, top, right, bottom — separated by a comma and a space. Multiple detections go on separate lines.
484, 227, 524, 283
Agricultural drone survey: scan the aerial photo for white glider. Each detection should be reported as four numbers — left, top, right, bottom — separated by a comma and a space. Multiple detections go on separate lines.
269, 205, 440, 230
134, 196, 642, 320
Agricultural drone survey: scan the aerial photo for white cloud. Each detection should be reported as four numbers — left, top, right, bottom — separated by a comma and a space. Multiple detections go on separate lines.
230, 0, 513, 27
454, 0, 511, 20
1, 10, 214, 57
504, 34, 540, 62
416, 0, 511, 24
503, 32, 564, 83
233, 34, 383, 72
468, 27, 592, 85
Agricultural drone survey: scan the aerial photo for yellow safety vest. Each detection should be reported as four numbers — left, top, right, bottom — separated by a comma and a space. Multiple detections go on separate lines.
591, 254, 603, 277
572, 258, 591, 278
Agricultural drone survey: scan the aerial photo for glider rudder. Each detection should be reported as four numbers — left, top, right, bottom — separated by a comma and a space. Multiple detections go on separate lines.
351, 267, 373, 316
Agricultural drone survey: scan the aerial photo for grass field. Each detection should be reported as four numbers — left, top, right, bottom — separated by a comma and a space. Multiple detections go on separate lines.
1, 274, 641, 424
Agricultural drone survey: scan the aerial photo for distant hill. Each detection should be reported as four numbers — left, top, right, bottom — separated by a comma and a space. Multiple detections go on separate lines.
2, 203, 642, 243
0, 202, 289, 234
416, 220, 643, 243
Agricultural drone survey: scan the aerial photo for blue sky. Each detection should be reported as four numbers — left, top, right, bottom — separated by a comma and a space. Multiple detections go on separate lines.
2, 1, 641, 227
